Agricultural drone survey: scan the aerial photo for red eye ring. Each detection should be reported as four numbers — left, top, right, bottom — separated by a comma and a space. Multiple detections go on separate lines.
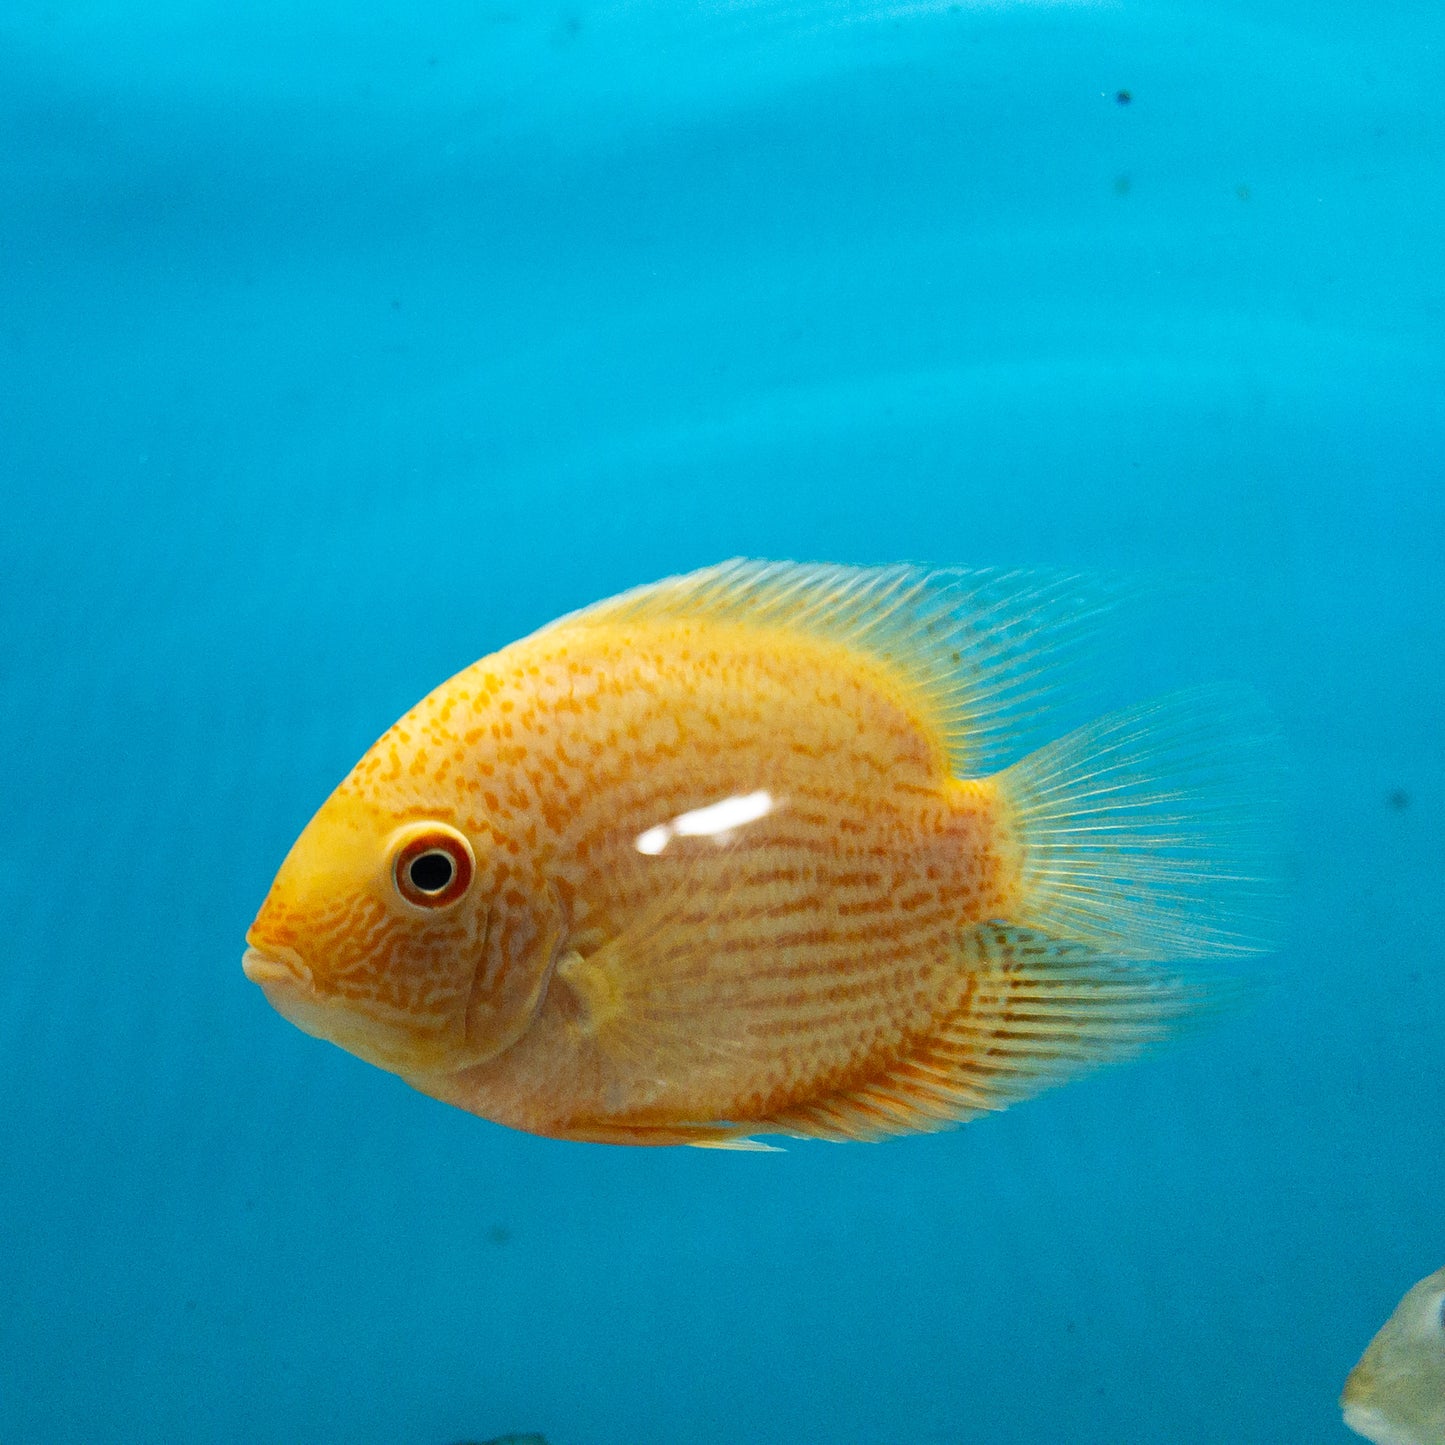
393, 828, 475, 908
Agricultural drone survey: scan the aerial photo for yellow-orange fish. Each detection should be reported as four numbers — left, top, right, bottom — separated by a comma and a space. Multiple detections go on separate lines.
244, 561, 1276, 1146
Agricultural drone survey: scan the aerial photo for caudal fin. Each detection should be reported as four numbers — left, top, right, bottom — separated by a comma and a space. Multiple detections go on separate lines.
995, 687, 1284, 961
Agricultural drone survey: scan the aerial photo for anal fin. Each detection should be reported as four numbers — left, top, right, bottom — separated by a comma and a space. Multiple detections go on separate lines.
689, 1138, 786, 1153
744, 923, 1222, 1144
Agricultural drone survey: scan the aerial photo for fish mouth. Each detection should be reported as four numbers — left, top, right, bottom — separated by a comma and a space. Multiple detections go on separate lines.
242, 941, 447, 1075
1340, 1401, 1388, 1440
242, 944, 313, 988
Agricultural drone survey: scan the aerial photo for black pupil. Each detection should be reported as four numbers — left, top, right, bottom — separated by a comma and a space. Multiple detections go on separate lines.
409, 850, 455, 893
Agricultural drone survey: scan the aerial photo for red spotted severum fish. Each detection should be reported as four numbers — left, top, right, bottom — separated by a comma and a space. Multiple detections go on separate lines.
243, 561, 1278, 1146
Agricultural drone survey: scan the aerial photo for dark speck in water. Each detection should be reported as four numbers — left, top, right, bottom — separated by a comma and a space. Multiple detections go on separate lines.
487, 1224, 513, 1245
1116, 89, 1132, 104
1387, 787, 1410, 810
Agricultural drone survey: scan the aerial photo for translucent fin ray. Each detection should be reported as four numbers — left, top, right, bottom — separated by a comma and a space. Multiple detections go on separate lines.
997, 686, 1284, 960
746, 924, 1224, 1144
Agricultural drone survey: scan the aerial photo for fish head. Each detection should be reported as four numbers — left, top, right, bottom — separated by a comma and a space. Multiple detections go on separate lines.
244, 778, 518, 1079
1341, 1266, 1445, 1445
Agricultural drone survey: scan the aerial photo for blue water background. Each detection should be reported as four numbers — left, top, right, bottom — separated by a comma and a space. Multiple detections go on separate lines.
2, 2, 1442, 1441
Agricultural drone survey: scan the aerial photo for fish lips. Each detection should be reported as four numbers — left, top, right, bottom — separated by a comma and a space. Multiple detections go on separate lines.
242, 944, 334, 1042
242, 943, 467, 1076
1340, 1400, 1405, 1445
242, 944, 311, 989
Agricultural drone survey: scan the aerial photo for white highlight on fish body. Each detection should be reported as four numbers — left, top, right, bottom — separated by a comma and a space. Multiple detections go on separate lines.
635, 790, 776, 855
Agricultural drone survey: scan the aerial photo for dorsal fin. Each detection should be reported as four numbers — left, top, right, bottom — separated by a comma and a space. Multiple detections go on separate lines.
547, 559, 1107, 777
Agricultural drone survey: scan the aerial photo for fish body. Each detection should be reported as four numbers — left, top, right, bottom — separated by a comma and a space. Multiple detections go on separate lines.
245, 561, 1276, 1146
1343, 1265, 1445, 1445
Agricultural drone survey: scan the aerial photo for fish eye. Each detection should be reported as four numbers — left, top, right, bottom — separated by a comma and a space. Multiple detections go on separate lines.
392, 827, 475, 909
